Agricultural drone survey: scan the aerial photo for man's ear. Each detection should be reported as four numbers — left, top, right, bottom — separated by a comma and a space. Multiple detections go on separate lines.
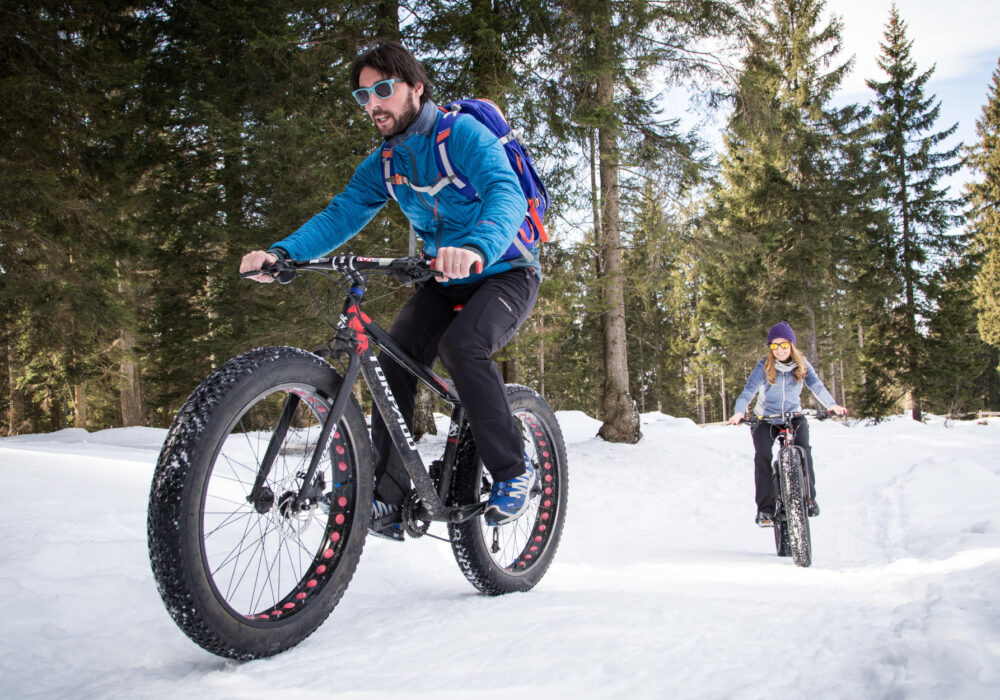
414, 82, 424, 99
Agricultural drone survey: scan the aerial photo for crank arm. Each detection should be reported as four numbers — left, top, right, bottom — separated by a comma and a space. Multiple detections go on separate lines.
448, 502, 487, 524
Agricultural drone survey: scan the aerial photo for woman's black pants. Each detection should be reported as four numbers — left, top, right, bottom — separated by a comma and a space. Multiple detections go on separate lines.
750, 416, 815, 512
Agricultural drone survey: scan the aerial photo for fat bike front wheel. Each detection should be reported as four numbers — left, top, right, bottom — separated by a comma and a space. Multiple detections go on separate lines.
147, 346, 373, 659
448, 384, 568, 595
778, 446, 812, 567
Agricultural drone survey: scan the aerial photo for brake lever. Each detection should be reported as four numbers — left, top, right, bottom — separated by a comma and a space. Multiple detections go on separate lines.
239, 261, 297, 284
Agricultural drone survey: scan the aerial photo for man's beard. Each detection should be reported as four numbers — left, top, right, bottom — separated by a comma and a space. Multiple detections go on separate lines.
377, 100, 420, 139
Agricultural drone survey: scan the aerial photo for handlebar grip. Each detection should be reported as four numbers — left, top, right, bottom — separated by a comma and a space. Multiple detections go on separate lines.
239, 261, 297, 284
428, 257, 484, 276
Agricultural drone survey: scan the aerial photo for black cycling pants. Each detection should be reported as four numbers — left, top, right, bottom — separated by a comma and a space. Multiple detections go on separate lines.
751, 416, 816, 511
370, 267, 540, 506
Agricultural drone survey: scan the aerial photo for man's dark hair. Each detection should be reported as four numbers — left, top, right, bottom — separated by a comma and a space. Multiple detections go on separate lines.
349, 41, 433, 104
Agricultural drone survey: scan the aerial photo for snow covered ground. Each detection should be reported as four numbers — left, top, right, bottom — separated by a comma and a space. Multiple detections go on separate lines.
2, 411, 999, 699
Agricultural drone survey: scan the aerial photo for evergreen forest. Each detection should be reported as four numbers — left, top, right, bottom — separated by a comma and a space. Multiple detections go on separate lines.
3, 0, 1000, 439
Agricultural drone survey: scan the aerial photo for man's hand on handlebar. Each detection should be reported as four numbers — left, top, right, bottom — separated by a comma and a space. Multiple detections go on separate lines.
240, 250, 279, 282
432, 247, 483, 281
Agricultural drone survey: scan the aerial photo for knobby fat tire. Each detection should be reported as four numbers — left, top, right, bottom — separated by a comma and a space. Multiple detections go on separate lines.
779, 446, 812, 568
147, 346, 373, 659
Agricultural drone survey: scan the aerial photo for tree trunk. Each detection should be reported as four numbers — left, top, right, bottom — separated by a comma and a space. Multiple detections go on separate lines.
719, 366, 727, 422
537, 311, 546, 399
803, 297, 818, 365
828, 362, 837, 408
119, 327, 144, 426
898, 151, 923, 422
839, 358, 847, 407
697, 374, 706, 425
413, 384, 436, 441
7, 341, 25, 436
589, 129, 602, 244
51, 396, 64, 432
374, 0, 400, 40
595, 69, 639, 444
73, 383, 87, 430
500, 355, 518, 384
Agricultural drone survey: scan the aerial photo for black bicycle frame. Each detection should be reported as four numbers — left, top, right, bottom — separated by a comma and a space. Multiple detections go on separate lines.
248, 256, 478, 522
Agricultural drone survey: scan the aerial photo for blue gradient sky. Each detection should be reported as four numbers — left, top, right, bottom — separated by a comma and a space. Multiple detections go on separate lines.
834, 0, 1000, 198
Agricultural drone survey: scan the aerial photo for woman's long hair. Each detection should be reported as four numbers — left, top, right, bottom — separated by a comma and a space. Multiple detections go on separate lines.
764, 342, 807, 383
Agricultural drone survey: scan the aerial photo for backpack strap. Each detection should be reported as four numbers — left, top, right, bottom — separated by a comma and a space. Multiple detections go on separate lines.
509, 229, 536, 262
381, 146, 397, 201
381, 103, 543, 265
527, 198, 548, 242
433, 107, 478, 200
381, 109, 470, 199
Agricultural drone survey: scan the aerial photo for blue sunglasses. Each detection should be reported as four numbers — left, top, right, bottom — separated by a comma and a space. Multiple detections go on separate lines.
352, 78, 403, 106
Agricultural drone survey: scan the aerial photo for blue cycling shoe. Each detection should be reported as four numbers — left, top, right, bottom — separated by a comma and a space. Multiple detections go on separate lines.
484, 454, 536, 526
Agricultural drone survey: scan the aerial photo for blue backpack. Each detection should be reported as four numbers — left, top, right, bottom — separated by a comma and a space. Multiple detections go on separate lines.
381, 98, 549, 263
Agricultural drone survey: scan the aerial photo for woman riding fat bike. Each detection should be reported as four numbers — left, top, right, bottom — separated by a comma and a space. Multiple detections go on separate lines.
727, 321, 848, 527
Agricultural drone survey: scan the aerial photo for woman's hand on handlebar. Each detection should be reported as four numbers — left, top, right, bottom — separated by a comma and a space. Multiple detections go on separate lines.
240, 250, 278, 282
432, 247, 483, 281
728, 411, 745, 425
827, 404, 849, 416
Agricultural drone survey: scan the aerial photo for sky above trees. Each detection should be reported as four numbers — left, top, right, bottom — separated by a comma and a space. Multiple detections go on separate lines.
833, 0, 1000, 199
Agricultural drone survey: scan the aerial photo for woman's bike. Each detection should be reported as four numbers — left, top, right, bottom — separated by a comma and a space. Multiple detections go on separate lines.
147, 255, 568, 659
741, 410, 831, 568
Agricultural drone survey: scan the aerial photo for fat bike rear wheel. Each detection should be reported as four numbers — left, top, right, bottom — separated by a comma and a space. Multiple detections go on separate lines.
778, 447, 812, 567
772, 466, 791, 557
774, 512, 791, 557
147, 346, 373, 659
448, 384, 568, 595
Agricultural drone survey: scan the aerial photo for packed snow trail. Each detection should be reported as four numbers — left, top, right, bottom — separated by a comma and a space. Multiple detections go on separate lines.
1, 413, 999, 698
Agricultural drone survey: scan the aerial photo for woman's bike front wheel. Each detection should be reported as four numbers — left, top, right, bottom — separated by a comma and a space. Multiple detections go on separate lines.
777, 446, 811, 567
448, 384, 568, 595
147, 346, 373, 659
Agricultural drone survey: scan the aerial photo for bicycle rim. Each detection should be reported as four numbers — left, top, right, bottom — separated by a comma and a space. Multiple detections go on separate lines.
475, 404, 564, 574
200, 382, 361, 622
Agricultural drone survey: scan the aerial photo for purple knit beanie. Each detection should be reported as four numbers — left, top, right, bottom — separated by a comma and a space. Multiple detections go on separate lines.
767, 321, 796, 346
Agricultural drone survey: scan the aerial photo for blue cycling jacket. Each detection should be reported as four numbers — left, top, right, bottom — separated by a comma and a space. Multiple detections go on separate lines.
733, 358, 836, 418
270, 101, 530, 284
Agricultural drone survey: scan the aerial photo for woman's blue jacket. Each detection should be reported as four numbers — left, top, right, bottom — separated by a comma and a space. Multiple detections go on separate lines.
733, 358, 836, 418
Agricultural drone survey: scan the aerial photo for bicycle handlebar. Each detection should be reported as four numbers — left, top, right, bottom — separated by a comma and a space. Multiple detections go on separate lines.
740, 409, 835, 427
240, 254, 443, 285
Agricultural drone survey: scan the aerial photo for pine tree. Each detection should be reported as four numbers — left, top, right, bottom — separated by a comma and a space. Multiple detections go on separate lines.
703, 0, 865, 396
968, 60, 1000, 359
865, 5, 963, 421
923, 255, 1000, 415
0, 2, 162, 432
541, 0, 748, 441
144, 3, 371, 422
